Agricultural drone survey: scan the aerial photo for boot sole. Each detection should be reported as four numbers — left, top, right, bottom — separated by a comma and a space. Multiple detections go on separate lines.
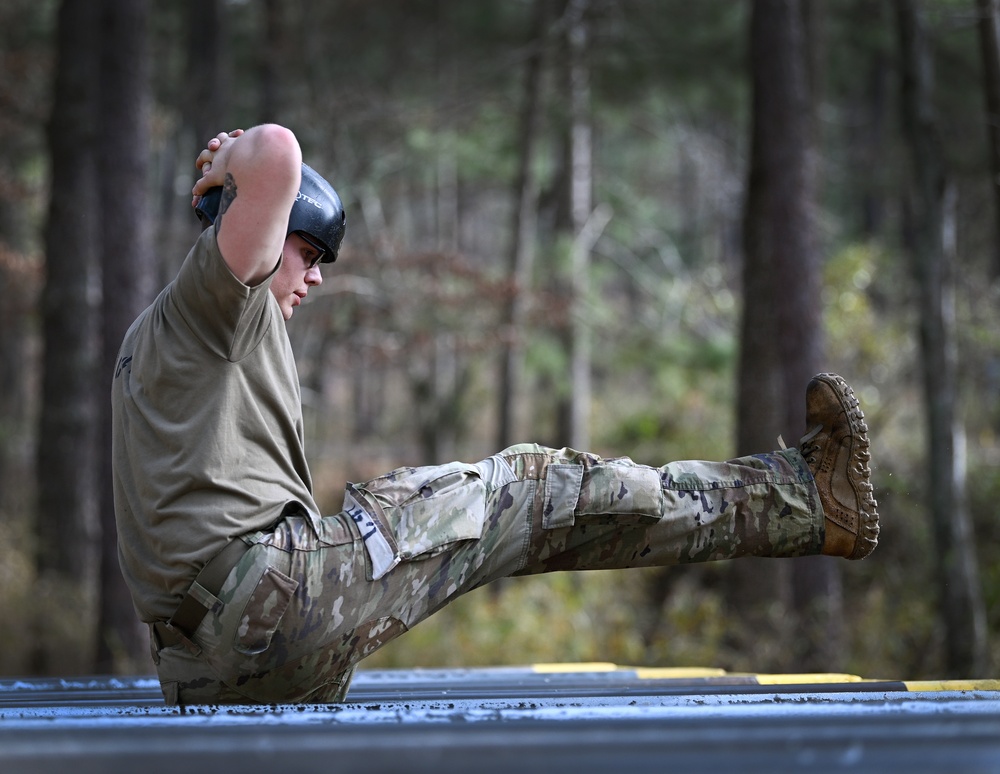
814, 372, 879, 559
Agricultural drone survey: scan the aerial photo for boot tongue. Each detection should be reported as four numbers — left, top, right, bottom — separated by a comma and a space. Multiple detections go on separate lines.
799, 424, 823, 447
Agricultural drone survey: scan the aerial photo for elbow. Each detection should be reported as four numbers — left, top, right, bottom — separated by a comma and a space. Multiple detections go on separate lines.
249, 124, 303, 185
256, 124, 301, 155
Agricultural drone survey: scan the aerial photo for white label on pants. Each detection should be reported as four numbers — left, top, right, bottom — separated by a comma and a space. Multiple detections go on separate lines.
344, 489, 400, 580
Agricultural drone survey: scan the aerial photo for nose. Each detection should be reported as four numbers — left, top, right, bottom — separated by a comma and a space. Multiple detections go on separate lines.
305, 264, 323, 286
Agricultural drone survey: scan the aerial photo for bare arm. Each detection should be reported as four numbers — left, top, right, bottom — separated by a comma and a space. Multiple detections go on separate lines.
191, 125, 302, 286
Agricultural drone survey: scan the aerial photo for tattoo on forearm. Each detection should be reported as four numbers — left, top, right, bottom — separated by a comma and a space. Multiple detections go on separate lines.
218, 173, 238, 226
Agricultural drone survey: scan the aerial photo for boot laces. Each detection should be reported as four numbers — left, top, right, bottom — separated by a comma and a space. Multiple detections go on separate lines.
799, 424, 823, 462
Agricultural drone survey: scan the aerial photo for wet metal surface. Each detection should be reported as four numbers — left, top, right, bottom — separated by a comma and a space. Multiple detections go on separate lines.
1, 667, 999, 772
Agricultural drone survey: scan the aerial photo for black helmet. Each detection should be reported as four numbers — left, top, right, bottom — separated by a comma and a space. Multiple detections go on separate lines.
195, 162, 346, 263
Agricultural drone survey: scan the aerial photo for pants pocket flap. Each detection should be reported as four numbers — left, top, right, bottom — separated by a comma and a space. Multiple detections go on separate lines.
233, 566, 299, 655
543, 464, 585, 529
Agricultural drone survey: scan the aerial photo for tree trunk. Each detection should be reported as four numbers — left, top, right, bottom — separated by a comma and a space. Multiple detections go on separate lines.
734, 0, 840, 671
740, 0, 822, 461
858, 1, 891, 241
144, 0, 228, 290
554, 0, 594, 451
95, 0, 155, 673
0, 249, 34, 512
260, 0, 286, 124
184, 0, 228, 152
895, 0, 988, 677
977, 0, 1000, 279
35, 0, 101, 672
496, 0, 553, 450
0, 3, 49, 509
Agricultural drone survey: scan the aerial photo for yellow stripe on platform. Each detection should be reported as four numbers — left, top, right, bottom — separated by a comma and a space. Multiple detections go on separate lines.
754, 673, 870, 684
634, 667, 729, 679
903, 680, 1000, 692
526, 664, 1000, 692
533, 664, 730, 678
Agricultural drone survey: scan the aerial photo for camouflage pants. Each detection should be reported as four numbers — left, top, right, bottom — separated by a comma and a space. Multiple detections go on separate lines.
153, 443, 824, 705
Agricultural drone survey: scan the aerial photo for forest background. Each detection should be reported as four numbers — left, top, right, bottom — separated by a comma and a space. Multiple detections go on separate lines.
0, 0, 998, 682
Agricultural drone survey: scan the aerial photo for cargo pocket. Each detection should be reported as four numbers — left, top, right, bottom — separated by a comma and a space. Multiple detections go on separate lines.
545, 461, 664, 529
233, 565, 299, 655
346, 461, 488, 580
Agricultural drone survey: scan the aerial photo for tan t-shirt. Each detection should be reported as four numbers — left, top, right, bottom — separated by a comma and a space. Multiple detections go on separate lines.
112, 227, 320, 623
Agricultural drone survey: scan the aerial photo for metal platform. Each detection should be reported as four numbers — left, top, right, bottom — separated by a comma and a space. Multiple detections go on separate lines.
2, 665, 999, 773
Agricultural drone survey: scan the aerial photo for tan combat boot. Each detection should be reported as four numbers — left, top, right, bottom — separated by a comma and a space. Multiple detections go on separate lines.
800, 373, 879, 559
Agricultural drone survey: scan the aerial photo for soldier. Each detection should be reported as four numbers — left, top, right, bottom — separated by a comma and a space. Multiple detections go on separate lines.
112, 125, 878, 706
